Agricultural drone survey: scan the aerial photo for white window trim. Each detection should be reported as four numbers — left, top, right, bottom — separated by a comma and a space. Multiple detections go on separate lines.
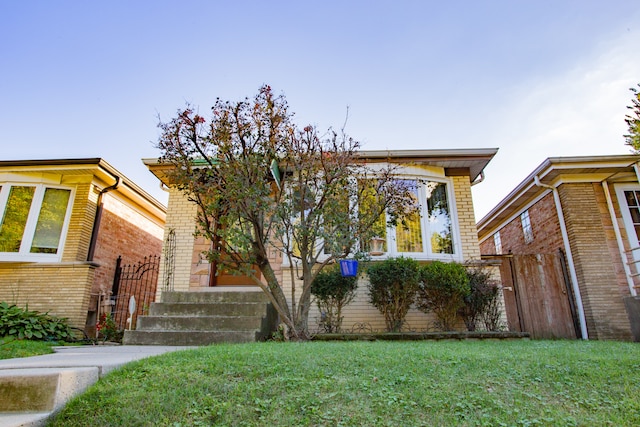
614, 183, 640, 263
381, 175, 461, 261
282, 174, 462, 266
0, 183, 75, 262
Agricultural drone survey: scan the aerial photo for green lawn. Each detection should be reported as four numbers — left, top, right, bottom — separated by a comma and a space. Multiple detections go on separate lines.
0, 338, 55, 359
48, 340, 640, 426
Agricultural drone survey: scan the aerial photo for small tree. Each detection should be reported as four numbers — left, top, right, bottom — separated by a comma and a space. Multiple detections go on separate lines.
625, 83, 640, 152
366, 256, 420, 332
417, 261, 470, 331
311, 266, 358, 333
157, 86, 417, 340
458, 265, 499, 331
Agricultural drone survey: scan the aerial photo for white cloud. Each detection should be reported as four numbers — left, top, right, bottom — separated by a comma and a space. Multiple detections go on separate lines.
472, 28, 640, 220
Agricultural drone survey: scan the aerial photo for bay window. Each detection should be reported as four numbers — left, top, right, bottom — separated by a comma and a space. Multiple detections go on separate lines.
366, 178, 458, 259
0, 183, 73, 261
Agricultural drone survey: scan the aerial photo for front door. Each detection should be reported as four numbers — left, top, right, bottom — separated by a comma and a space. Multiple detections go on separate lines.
208, 235, 261, 286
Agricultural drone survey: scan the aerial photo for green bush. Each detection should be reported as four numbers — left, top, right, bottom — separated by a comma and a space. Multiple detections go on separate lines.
417, 261, 470, 331
311, 266, 358, 333
458, 266, 500, 331
0, 301, 74, 341
366, 257, 420, 332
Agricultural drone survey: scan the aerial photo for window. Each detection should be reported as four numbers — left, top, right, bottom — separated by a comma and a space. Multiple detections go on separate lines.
521, 210, 533, 244
0, 184, 73, 261
623, 190, 640, 247
615, 184, 640, 262
493, 231, 502, 254
366, 178, 457, 259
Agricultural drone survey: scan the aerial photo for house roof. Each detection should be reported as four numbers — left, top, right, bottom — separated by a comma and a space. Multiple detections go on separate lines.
143, 147, 499, 185
477, 154, 640, 241
0, 158, 166, 220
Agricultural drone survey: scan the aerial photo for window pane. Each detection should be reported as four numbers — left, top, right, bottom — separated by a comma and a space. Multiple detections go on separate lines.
358, 179, 387, 254
426, 182, 453, 254
0, 186, 36, 252
30, 188, 71, 254
396, 180, 423, 253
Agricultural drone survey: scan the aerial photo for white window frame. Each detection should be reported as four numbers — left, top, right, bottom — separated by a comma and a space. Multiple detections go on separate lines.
282, 169, 463, 266
376, 176, 460, 261
0, 183, 75, 262
521, 210, 534, 244
615, 183, 640, 263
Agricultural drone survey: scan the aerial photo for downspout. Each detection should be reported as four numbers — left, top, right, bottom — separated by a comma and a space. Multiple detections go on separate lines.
602, 181, 637, 296
87, 175, 121, 261
533, 175, 589, 339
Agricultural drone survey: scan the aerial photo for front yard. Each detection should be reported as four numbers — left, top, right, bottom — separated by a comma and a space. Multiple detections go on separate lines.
48, 340, 640, 426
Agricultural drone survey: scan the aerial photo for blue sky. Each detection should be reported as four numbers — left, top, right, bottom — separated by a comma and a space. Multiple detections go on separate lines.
2, 1, 639, 219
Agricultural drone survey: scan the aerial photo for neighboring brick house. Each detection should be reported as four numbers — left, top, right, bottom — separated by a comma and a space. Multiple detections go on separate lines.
477, 155, 640, 341
0, 159, 166, 334
144, 148, 498, 333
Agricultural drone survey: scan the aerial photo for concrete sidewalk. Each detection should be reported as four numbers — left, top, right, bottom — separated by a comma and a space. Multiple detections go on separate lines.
0, 345, 192, 427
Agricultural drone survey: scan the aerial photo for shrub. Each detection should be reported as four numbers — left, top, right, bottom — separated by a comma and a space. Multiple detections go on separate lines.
0, 301, 74, 341
311, 266, 358, 333
366, 257, 420, 332
458, 266, 500, 331
417, 261, 470, 331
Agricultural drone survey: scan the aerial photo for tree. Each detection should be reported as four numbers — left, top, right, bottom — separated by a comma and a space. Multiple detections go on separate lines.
625, 83, 640, 152
156, 86, 417, 340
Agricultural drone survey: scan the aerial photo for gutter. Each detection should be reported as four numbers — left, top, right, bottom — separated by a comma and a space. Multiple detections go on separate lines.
533, 175, 589, 339
87, 175, 121, 261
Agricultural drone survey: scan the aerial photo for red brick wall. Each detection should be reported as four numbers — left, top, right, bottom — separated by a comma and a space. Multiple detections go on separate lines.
480, 192, 562, 255
91, 193, 164, 295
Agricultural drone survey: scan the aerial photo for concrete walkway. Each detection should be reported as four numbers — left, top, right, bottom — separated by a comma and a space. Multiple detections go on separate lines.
0, 345, 192, 427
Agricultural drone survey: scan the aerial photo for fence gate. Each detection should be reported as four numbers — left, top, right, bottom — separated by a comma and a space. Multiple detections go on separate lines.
111, 255, 160, 330
499, 252, 579, 339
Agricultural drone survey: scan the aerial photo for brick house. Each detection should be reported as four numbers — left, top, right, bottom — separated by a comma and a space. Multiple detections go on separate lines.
0, 159, 166, 335
137, 149, 497, 341
477, 155, 640, 341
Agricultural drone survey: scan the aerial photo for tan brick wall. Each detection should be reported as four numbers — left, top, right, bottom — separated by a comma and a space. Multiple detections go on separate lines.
0, 262, 97, 329
61, 181, 96, 262
452, 176, 481, 260
156, 187, 198, 299
559, 183, 632, 340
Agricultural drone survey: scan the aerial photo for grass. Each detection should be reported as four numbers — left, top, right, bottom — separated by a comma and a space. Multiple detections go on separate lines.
48, 340, 640, 426
0, 338, 55, 359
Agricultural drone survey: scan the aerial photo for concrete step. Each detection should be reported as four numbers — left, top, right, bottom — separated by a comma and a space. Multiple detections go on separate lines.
124, 290, 278, 346
122, 330, 258, 345
0, 367, 98, 426
149, 302, 267, 317
162, 290, 269, 304
136, 315, 263, 331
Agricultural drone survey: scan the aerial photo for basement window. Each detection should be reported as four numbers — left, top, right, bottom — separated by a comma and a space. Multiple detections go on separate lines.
0, 183, 74, 261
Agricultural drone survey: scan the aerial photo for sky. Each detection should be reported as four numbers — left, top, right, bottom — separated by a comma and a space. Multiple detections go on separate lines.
1, 1, 639, 220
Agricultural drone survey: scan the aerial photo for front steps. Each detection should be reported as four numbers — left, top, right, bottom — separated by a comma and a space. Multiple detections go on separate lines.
123, 288, 277, 345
